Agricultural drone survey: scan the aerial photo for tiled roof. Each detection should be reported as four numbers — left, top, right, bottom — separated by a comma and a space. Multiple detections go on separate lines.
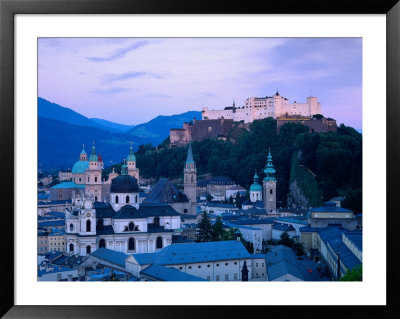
343, 232, 362, 252
228, 218, 275, 226
144, 178, 188, 203
94, 202, 116, 219
272, 223, 296, 232
113, 203, 181, 219
97, 225, 115, 235
203, 202, 237, 209
90, 248, 128, 267
310, 202, 352, 213
132, 240, 253, 266
140, 264, 206, 281
38, 220, 65, 227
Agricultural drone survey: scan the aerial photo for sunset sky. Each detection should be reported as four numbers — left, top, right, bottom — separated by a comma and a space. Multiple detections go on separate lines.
38, 38, 362, 129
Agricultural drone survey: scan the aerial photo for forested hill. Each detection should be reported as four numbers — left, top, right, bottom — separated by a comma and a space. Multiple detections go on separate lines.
126, 118, 362, 213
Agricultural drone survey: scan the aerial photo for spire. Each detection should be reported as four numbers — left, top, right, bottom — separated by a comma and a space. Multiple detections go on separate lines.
186, 144, 194, 164
121, 159, 128, 175
89, 141, 98, 162
233, 99, 235, 107
254, 170, 259, 182
127, 141, 136, 162
241, 261, 249, 281
80, 144, 86, 155
264, 148, 276, 182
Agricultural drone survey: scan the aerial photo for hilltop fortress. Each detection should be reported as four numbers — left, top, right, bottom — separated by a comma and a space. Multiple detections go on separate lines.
170, 92, 336, 147
202, 91, 321, 123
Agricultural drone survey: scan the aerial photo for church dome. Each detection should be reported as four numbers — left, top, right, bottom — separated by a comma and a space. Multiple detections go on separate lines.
110, 175, 139, 193
72, 160, 89, 174
250, 183, 262, 192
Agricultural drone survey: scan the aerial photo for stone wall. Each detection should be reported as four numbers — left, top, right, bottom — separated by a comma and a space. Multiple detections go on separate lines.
276, 117, 337, 134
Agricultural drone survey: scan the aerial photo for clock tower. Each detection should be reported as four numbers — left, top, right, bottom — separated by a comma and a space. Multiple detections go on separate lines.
263, 148, 277, 213
183, 144, 197, 214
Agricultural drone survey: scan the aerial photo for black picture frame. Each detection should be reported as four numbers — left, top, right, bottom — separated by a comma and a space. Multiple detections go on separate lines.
1, 0, 399, 318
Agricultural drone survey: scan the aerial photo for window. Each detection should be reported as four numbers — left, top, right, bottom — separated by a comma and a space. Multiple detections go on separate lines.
262, 263, 264, 267
79, 177, 81, 182
128, 238, 135, 251
183, 209, 188, 214
234, 262, 237, 265
207, 265, 210, 268
234, 274, 238, 280
99, 239, 105, 248
69, 243, 74, 252
95, 177, 97, 182
69, 223, 74, 232
225, 274, 229, 281
270, 189, 273, 195
128, 222, 135, 231
216, 264, 219, 267
86, 220, 91, 232
188, 266, 192, 269
87, 176, 89, 182
225, 263, 228, 266
115, 195, 119, 204
207, 276, 210, 281
95, 196, 97, 201
126, 195, 130, 203
256, 263, 258, 267
198, 265, 201, 269
179, 267, 183, 270
154, 217, 160, 228
216, 275, 220, 281
156, 236, 163, 249
135, 195, 138, 202
86, 245, 91, 254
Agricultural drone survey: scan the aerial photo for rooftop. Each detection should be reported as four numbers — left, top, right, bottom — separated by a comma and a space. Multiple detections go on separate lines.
140, 264, 206, 281
90, 248, 128, 268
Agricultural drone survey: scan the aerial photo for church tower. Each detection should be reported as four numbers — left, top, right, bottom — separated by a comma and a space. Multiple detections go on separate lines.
250, 171, 263, 203
184, 144, 197, 213
127, 142, 140, 184
85, 142, 103, 202
263, 148, 277, 212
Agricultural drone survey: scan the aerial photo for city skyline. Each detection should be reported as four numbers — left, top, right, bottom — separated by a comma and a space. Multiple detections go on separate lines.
39, 37, 362, 128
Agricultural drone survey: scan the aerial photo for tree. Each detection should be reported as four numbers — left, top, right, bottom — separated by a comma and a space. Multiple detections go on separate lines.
341, 188, 362, 214
339, 264, 362, 281
206, 193, 213, 202
228, 195, 234, 205
293, 242, 305, 256
221, 227, 240, 241
279, 231, 294, 248
196, 211, 213, 242
235, 193, 242, 209
212, 216, 224, 241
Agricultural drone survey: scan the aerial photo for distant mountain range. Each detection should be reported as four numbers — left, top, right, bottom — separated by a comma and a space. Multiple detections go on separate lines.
38, 97, 202, 169
126, 111, 201, 145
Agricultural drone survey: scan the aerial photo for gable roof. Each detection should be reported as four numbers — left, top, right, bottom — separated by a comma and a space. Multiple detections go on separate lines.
140, 264, 206, 281
90, 248, 128, 268
144, 178, 188, 203
132, 240, 252, 266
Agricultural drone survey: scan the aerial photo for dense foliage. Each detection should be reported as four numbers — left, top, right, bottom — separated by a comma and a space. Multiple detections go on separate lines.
339, 264, 362, 281
113, 118, 362, 212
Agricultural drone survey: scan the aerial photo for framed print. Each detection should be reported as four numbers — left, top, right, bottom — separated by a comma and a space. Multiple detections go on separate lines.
1, 0, 399, 318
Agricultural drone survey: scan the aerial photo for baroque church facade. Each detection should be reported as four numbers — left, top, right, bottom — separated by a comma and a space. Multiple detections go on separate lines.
64, 143, 197, 256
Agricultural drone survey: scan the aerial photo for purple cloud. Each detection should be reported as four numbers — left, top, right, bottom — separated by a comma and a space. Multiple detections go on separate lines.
87, 40, 150, 62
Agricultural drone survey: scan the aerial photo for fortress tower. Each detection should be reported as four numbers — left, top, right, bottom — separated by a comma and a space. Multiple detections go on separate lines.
263, 149, 277, 212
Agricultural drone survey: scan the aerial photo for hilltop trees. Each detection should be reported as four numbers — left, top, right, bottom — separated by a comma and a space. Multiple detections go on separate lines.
130, 118, 362, 212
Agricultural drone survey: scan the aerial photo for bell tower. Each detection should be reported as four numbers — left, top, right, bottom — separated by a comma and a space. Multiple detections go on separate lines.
263, 148, 277, 212
183, 144, 197, 213
127, 141, 140, 183
85, 141, 103, 202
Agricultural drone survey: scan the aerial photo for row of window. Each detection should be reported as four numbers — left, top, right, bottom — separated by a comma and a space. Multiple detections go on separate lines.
179, 261, 238, 270
115, 195, 138, 204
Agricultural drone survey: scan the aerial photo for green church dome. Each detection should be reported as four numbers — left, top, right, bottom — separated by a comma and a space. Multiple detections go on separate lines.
72, 160, 89, 173
127, 142, 136, 162
89, 142, 98, 162
250, 172, 262, 191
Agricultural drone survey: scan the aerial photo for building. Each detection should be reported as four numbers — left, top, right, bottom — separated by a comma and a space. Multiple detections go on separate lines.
125, 240, 268, 281
249, 172, 263, 203
47, 228, 66, 252
265, 245, 322, 281
65, 162, 183, 257
202, 92, 322, 124
307, 201, 359, 230
263, 149, 277, 212
38, 230, 49, 254
200, 202, 238, 216
225, 185, 247, 201
299, 226, 362, 279
144, 145, 197, 215
58, 169, 72, 181
276, 116, 337, 134
170, 118, 235, 147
